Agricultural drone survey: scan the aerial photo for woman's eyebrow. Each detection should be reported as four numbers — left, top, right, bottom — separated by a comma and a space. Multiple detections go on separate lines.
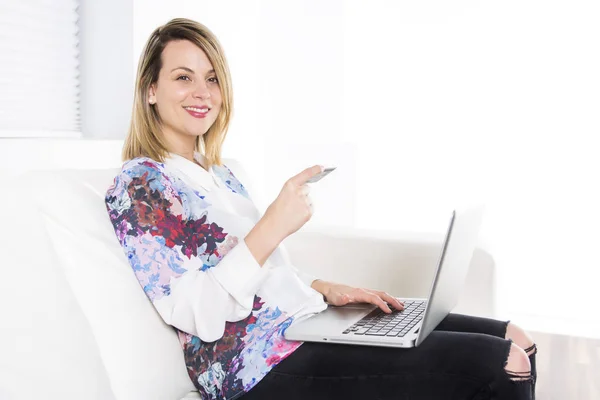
170, 67, 215, 75
171, 66, 194, 73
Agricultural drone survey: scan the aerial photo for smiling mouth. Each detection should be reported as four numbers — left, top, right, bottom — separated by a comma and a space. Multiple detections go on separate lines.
184, 106, 210, 113
183, 106, 210, 119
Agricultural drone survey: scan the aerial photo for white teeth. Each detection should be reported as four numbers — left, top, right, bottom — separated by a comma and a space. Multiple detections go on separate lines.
185, 107, 209, 113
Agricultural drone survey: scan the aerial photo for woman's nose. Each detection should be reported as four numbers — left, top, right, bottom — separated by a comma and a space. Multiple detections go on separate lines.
193, 83, 211, 100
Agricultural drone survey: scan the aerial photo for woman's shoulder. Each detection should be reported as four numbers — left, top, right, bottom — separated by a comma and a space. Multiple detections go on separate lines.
121, 156, 166, 175
106, 157, 173, 199
211, 162, 250, 198
115, 156, 182, 183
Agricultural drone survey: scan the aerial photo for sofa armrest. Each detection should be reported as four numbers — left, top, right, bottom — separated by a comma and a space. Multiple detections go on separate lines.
180, 391, 201, 399
281, 225, 496, 318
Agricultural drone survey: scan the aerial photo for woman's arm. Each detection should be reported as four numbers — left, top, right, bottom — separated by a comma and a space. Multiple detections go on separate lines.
105, 161, 272, 342
244, 216, 284, 267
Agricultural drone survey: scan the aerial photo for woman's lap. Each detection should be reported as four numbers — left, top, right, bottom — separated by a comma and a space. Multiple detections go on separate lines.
434, 312, 509, 338
269, 313, 510, 376
239, 313, 521, 400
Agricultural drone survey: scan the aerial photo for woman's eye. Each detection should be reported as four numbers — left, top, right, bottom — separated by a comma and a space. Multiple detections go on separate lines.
208, 77, 219, 83
177, 75, 191, 81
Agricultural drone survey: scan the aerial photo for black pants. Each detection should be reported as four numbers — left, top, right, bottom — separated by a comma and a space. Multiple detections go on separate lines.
240, 313, 534, 400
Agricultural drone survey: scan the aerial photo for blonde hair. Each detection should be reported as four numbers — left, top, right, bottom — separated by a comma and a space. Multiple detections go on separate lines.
122, 18, 233, 168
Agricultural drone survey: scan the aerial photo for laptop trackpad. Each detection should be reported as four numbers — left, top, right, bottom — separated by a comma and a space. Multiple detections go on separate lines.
327, 304, 375, 319
301, 305, 373, 330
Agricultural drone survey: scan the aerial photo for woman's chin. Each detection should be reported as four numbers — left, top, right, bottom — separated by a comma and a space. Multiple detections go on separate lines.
180, 128, 208, 139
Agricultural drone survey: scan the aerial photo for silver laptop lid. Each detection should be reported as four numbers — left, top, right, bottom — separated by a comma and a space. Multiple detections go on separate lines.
415, 205, 485, 346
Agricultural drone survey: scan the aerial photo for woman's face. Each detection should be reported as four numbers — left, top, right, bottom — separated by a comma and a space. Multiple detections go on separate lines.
148, 39, 222, 149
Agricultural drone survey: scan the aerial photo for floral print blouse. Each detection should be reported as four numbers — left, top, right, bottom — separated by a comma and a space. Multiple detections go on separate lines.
105, 153, 327, 399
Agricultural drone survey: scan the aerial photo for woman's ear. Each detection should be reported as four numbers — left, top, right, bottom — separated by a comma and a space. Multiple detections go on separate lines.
148, 84, 157, 105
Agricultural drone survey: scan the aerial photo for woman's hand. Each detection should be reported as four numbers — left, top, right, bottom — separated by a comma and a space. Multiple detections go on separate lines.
263, 165, 323, 241
312, 280, 405, 314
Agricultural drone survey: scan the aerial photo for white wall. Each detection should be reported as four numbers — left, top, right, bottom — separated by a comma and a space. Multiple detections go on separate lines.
78, 0, 134, 138
342, 0, 600, 337
133, 0, 600, 338
0, 139, 124, 181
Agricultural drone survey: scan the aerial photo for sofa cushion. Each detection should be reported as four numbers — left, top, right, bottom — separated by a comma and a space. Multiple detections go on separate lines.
22, 169, 197, 400
0, 178, 117, 400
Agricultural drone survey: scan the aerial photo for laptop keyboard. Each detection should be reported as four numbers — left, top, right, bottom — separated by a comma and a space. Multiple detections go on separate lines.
342, 300, 427, 337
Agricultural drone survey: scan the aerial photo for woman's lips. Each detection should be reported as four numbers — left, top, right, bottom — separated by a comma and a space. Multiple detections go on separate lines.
184, 108, 209, 118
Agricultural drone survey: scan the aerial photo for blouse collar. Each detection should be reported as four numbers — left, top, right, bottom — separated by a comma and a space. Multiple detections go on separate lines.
163, 151, 222, 192
162, 151, 262, 222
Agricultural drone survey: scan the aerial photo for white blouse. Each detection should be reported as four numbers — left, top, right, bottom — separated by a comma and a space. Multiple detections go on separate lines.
105, 151, 328, 398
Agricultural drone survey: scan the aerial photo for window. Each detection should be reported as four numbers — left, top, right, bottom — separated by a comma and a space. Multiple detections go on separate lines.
0, 0, 80, 138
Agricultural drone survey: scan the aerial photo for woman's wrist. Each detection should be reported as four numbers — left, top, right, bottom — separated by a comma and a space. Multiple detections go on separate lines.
245, 218, 283, 267
311, 279, 331, 298
259, 214, 287, 244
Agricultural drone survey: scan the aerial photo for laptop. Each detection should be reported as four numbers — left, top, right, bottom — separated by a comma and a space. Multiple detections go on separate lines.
284, 204, 485, 348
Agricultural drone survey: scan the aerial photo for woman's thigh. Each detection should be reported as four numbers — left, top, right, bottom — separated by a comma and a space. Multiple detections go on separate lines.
241, 329, 514, 400
435, 313, 510, 338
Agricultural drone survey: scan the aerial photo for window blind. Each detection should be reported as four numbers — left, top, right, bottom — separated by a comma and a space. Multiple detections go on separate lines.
0, 0, 80, 137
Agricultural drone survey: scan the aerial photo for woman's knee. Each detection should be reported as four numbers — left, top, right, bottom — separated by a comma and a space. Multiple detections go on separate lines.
504, 342, 531, 381
505, 322, 536, 355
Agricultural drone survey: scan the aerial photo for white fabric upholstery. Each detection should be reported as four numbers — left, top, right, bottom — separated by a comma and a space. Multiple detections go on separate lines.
0, 189, 117, 400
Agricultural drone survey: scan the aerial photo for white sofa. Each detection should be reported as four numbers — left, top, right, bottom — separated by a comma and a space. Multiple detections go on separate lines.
0, 156, 495, 400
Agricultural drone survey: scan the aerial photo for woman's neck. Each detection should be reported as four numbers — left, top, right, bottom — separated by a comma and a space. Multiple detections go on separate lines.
170, 150, 208, 172
162, 129, 198, 164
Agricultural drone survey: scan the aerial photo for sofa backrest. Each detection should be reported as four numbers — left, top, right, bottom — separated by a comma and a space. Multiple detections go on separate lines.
0, 157, 251, 400
0, 175, 119, 400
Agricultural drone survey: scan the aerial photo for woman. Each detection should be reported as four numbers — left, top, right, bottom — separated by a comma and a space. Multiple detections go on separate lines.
105, 18, 537, 400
